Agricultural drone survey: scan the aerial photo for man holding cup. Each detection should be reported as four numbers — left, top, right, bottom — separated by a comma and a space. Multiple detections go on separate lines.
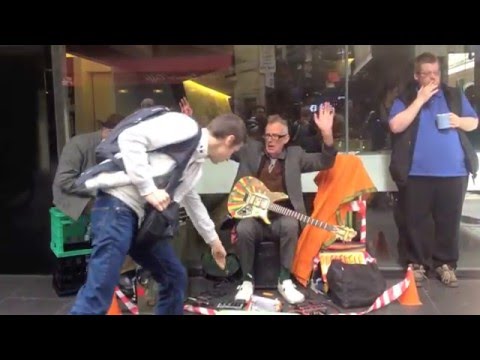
388, 52, 478, 288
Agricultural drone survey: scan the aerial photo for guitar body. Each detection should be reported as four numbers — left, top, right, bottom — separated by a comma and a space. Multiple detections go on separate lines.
228, 176, 357, 242
227, 176, 285, 225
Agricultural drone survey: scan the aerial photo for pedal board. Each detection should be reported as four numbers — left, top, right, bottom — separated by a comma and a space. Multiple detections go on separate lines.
215, 300, 246, 310
186, 297, 211, 308
294, 304, 327, 315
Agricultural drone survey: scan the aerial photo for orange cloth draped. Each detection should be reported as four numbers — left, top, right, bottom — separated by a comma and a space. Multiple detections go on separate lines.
292, 154, 377, 286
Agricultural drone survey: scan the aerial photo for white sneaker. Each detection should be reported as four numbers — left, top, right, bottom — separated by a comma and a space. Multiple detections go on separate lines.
278, 279, 305, 304
235, 281, 254, 302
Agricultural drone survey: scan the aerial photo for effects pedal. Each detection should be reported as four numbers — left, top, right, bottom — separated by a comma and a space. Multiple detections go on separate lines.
216, 300, 245, 310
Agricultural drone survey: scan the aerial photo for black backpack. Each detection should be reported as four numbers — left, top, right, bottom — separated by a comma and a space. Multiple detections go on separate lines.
96, 105, 170, 167
74, 106, 201, 195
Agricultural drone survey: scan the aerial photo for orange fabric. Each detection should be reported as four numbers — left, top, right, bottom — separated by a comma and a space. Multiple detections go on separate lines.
292, 154, 377, 286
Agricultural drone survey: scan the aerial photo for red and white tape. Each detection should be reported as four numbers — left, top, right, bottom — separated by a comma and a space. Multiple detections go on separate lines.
114, 287, 139, 315
349, 197, 366, 243
113, 287, 219, 316
183, 269, 412, 316
183, 304, 217, 315
333, 272, 410, 315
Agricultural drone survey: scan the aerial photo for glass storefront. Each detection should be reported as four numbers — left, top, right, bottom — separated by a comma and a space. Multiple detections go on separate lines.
0, 45, 56, 274
57, 45, 480, 270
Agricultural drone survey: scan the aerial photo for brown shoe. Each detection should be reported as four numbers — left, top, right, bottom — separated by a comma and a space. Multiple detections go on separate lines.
410, 264, 426, 287
435, 264, 458, 288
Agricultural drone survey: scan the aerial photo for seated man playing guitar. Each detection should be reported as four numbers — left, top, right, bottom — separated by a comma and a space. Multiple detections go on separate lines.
230, 103, 337, 304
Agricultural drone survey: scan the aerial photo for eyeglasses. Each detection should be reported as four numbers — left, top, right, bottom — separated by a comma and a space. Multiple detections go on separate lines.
263, 133, 288, 141
418, 70, 441, 77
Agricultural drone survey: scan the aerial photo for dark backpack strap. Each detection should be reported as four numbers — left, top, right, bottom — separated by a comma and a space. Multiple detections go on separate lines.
96, 106, 170, 165
164, 126, 202, 198
134, 126, 202, 250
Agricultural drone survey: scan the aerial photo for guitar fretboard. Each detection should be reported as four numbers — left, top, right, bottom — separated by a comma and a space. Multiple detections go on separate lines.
268, 203, 336, 232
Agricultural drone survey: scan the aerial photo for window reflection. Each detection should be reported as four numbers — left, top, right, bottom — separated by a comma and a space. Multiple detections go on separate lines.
60, 44, 480, 271
63, 45, 480, 152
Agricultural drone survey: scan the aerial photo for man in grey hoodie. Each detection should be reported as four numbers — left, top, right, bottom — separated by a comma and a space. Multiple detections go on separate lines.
70, 108, 247, 315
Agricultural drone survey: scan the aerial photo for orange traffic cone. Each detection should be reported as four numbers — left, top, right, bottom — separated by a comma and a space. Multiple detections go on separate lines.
398, 267, 422, 306
106, 294, 122, 315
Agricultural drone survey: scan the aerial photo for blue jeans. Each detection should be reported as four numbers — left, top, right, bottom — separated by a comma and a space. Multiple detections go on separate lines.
70, 192, 187, 315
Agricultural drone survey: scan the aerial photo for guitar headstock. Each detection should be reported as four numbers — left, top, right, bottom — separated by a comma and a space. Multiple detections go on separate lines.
334, 226, 357, 242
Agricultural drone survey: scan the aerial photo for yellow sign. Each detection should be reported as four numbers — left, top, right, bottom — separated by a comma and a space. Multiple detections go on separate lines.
319, 250, 366, 284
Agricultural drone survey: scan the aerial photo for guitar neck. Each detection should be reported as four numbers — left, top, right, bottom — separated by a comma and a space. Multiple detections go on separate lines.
268, 203, 336, 232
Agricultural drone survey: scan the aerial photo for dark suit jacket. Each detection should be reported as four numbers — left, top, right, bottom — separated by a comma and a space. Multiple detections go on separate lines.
230, 138, 337, 216
52, 131, 102, 220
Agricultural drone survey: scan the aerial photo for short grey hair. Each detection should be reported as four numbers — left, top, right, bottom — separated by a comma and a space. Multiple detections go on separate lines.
267, 114, 289, 132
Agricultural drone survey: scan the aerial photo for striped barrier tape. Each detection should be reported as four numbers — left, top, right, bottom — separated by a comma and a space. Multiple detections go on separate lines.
114, 286, 139, 315
349, 197, 366, 243
183, 304, 218, 315
333, 273, 410, 315
180, 269, 413, 316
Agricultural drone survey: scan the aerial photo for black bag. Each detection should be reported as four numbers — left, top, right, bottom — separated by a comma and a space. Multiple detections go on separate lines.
135, 202, 180, 249
326, 260, 386, 309
96, 106, 170, 165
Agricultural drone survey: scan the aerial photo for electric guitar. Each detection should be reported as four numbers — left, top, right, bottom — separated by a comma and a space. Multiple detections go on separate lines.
227, 176, 357, 242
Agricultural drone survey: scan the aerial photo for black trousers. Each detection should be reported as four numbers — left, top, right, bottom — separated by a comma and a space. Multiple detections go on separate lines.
235, 216, 299, 279
404, 176, 468, 269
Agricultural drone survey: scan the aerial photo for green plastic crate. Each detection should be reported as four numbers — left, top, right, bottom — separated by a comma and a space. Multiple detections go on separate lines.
50, 207, 92, 258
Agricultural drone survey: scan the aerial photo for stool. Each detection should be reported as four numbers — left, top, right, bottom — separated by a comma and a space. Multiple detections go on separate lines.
253, 239, 280, 289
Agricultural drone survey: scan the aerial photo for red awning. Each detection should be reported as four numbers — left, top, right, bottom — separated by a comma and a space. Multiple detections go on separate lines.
105, 53, 232, 73
66, 53, 233, 86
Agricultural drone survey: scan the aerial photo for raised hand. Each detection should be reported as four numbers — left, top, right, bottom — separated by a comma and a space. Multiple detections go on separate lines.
313, 102, 335, 135
179, 97, 193, 117
417, 81, 439, 105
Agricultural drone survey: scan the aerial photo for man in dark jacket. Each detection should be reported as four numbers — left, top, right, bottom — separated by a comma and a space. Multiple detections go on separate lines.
231, 103, 337, 304
52, 114, 124, 220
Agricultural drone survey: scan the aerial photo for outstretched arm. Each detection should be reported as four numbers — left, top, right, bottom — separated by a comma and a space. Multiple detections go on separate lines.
181, 189, 227, 269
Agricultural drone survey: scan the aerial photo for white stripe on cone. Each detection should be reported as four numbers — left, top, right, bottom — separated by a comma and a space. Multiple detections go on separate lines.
114, 287, 139, 315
